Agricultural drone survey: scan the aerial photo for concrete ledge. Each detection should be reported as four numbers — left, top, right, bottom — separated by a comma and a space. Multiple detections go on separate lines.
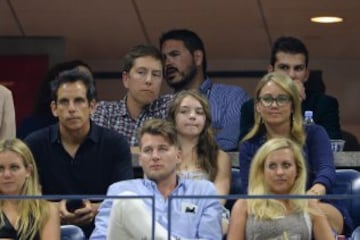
220, 151, 360, 168
132, 151, 360, 168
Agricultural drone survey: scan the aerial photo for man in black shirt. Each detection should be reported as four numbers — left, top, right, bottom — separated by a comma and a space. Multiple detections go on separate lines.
240, 36, 342, 140
25, 69, 133, 237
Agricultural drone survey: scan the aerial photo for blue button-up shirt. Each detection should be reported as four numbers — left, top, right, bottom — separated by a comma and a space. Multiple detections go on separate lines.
90, 178, 222, 239
199, 78, 250, 151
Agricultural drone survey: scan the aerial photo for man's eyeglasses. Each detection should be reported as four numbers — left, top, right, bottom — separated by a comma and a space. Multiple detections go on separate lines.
257, 95, 291, 107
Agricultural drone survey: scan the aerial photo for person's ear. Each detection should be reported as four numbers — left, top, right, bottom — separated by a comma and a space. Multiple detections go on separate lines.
255, 100, 261, 113
89, 99, 96, 114
50, 101, 58, 117
122, 71, 130, 89
193, 50, 203, 68
138, 157, 143, 168
176, 148, 182, 164
26, 164, 33, 178
137, 149, 143, 168
267, 64, 274, 73
304, 68, 310, 82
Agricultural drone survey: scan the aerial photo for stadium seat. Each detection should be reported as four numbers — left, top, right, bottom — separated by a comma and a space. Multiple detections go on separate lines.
61, 225, 86, 240
352, 226, 360, 240
332, 169, 360, 231
225, 167, 242, 211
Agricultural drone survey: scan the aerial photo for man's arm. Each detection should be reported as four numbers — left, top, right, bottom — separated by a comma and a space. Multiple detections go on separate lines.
197, 182, 223, 239
315, 95, 342, 139
89, 184, 120, 240
109, 133, 134, 182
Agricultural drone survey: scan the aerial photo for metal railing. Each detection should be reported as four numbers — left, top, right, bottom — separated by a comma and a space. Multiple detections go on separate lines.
1, 193, 358, 240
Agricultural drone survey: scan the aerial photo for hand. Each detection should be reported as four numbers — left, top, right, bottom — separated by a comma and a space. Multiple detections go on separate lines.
306, 189, 321, 204
59, 199, 96, 226
307, 183, 326, 196
306, 184, 326, 203
293, 80, 306, 101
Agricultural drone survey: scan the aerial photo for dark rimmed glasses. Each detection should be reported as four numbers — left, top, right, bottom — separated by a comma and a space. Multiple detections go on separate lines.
257, 95, 292, 107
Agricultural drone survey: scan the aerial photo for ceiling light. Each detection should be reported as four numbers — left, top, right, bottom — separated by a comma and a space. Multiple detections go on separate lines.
311, 16, 343, 23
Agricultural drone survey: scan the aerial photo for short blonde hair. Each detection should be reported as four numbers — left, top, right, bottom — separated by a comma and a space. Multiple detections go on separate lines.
138, 119, 179, 148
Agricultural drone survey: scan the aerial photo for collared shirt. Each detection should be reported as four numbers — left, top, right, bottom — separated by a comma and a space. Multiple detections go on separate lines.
24, 122, 134, 237
24, 122, 134, 195
91, 94, 174, 146
199, 78, 250, 151
90, 178, 223, 240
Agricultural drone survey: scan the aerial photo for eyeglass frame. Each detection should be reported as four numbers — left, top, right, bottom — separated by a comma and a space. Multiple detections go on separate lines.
257, 94, 292, 107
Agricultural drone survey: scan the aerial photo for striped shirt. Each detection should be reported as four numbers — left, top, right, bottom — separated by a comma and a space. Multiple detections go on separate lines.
200, 78, 250, 151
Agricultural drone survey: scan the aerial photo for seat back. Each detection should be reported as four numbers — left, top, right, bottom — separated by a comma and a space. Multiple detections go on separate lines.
352, 226, 360, 240
225, 167, 242, 211
332, 169, 360, 227
61, 225, 86, 240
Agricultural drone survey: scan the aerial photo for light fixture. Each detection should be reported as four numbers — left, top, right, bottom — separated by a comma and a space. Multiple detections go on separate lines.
311, 16, 343, 23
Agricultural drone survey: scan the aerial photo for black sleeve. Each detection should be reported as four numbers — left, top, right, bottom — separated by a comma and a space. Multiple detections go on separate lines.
109, 134, 134, 183
239, 98, 255, 141
315, 95, 342, 139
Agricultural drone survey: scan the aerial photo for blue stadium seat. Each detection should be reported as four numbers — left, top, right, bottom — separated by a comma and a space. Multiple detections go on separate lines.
332, 169, 360, 229
225, 167, 242, 211
352, 226, 360, 240
61, 225, 86, 240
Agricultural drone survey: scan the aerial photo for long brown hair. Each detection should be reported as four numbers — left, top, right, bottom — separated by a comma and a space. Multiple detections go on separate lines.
168, 89, 219, 180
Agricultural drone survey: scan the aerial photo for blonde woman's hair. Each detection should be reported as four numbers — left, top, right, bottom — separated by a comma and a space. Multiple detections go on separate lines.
0, 139, 50, 240
247, 137, 307, 220
168, 89, 219, 181
242, 72, 305, 146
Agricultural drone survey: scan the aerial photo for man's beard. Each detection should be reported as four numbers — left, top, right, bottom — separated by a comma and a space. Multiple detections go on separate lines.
167, 64, 198, 92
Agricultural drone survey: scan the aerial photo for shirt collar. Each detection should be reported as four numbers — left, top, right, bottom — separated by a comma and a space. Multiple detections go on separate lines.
119, 96, 129, 117
142, 176, 185, 193
122, 95, 165, 117
49, 121, 99, 144
199, 77, 213, 96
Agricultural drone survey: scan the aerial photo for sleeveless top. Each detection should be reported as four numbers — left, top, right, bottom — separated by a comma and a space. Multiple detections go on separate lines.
177, 169, 210, 180
0, 212, 40, 240
246, 212, 312, 239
